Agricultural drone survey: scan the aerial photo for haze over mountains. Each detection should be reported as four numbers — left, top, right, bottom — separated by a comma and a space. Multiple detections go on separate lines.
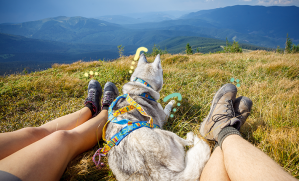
0, 5, 298, 75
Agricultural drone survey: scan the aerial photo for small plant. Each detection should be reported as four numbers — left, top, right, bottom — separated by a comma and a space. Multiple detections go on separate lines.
292, 44, 299, 53
285, 34, 292, 53
276, 46, 282, 53
196, 47, 200, 53
284, 34, 299, 54
223, 38, 242, 53
23, 68, 28, 74
145, 44, 168, 57
186, 43, 193, 55
117, 45, 125, 57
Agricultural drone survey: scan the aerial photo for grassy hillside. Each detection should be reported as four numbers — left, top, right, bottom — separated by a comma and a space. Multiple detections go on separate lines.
157, 36, 274, 54
0, 51, 298, 180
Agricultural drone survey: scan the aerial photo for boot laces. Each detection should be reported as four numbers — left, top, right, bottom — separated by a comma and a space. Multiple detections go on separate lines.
103, 92, 115, 104
88, 90, 96, 102
212, 99, 235, 123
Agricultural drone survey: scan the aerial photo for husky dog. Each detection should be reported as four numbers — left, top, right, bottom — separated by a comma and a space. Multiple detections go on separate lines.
105, 54, 210, 181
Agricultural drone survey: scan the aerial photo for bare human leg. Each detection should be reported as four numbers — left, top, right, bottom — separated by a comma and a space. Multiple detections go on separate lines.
200, 146, 230, 181
0, 107, 92, 160
0, 110, 108, 181
0, 79, 103, 160
198, 84, 296, 180
222, 134, 297, 181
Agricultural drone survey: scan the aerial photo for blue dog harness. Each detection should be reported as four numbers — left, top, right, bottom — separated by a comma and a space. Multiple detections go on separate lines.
93, 78, 159, 167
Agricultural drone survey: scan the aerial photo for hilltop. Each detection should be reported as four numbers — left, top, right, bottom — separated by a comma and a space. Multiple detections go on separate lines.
0, 51, 298, 179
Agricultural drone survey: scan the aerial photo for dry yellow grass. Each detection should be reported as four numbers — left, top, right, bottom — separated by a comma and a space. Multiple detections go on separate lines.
0, 51, 298, 179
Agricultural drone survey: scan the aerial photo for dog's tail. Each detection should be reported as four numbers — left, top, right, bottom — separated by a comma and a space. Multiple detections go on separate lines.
177, 132, 211, 181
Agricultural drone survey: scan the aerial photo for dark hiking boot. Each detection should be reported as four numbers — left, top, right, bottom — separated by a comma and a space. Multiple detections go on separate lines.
102, 82, 119, 110
84, 80, 102, 117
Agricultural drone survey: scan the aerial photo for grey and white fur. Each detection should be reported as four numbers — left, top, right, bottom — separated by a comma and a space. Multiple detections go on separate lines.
105, 54, 210, 181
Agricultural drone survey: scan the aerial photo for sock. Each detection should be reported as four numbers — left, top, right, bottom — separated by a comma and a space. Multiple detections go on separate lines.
102, 105, 109, 110
85, 103, 96, 116
218, 126, 242, 149
212, 142, 219, 152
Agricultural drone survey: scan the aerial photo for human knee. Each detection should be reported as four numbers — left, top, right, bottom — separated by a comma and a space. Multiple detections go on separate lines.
21, 127, 50, 139
51, 130, 71, 141
50, 130, 75, 147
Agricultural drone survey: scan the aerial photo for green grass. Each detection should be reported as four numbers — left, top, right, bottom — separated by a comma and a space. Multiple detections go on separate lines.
1, 51, 298, 179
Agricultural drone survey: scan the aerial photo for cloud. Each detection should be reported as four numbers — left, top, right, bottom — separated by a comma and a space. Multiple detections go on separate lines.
258, 0, 299, 5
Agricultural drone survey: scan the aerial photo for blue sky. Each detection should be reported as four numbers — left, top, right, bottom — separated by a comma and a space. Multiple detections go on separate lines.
0, 0, 298, 23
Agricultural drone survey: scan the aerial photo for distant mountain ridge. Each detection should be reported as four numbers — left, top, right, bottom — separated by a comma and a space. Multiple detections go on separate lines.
96, 12, 174, 24
180, 5, 299, 39
1, 5, 298, 48
0, 16, 122, 42
0, 33, 119, 75
1, 5, 298, 75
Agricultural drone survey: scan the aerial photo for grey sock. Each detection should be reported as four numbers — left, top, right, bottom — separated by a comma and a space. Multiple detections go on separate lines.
218, 126, 241, 149
212, 142, 219, 152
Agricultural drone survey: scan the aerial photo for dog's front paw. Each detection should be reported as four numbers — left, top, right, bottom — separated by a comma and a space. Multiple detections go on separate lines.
164, 100, 175, 120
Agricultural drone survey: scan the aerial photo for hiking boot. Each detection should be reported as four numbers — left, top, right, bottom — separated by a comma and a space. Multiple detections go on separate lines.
84, 80, 102, 117
199, 83, 240, 142
233, 96, 253, 130
102, 82, 119, 109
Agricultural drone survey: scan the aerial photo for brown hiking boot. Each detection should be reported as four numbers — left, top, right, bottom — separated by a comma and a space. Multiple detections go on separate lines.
199, 83, 240, 142
233, 96, 253, 130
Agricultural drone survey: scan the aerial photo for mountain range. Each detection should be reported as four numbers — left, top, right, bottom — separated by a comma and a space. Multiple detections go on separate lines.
0, 5, 298, 75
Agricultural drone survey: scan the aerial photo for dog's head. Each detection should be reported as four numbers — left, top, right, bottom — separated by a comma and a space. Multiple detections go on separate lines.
123, 53, 163, 100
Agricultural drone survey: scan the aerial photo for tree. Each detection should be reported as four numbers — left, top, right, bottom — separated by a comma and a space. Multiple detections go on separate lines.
224, 39, 242, 53
285, 34, 292, 54
117, 45, 125, 57
186, 43, 193, 55
231, 41, 242, 53
226, 37, 229, 47
145, 44, 168, 57
276, 46, 282, 53
292, 44, 299, 53
283, 34, 299, 53
196, 47, 200, 53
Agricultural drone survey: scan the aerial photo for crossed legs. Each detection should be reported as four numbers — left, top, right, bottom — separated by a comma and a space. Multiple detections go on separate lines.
199, 83, 297, 181
200, 135, 296, 181
0, 108, 108, 181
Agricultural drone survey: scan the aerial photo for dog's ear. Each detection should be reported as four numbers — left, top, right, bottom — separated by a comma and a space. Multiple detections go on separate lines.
138, 53, 147, 66
153, 54, 161, 68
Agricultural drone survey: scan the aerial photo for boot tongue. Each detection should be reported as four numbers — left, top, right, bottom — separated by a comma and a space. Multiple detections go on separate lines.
220, 117, 241, 129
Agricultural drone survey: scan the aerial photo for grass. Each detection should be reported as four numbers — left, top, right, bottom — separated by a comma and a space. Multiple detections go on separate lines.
0, 51, 298, 180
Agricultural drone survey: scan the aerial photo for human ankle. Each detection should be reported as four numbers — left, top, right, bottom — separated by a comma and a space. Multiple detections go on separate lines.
85, 103, 96, 116
218, 127, 241, 149
102, 105, 109, 110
